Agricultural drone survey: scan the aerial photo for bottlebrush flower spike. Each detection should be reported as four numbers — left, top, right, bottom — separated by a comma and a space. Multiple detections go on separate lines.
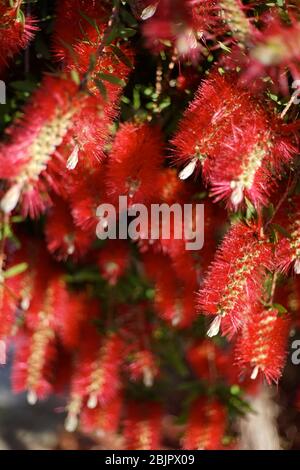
127, 350, 159, 387
247, 12, 300, 94
187, 339, 233, 383
124, 402, 162, 450
106, 123, 163, 206
45, 196, 93, 260
275, 197, 300, 274
198, 222, 273, 337
218, 0, 253, 44
98, 240, 131, 286
66, 163, 107, 234
12, 328, 57, 405
53, 0, 109, 63
208, 111, 297, 209
172, 71, 256, 181
143, 252, 197, 328
80, 392, 123, 436
235, 307, 291, 384
11, 271, 67, 404
69, 330, 123, 412
141, 0, 225, 58
183, 398, 226, 450
0, 0, 37, 72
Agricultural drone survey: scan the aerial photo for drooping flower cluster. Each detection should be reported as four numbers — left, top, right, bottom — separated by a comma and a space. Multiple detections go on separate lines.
1, 0, 300, 451
0, 0, 36, 72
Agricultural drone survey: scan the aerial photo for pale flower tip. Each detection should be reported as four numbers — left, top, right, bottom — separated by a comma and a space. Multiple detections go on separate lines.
21, 297, 30, 311
27, 390, 38, 405
207, 316, 221, 337
178, 158, 197, 180
141, 3, 158, 21
66, 144, 79, 170
143, 367, 154, 388
294, 259, 300, 274
0, 184, 22, 213
65, 414, 78, 433
230, 182, 244, 207
251, 365, 260, 380
0, 340, 6, 365
87, 394, 98, 409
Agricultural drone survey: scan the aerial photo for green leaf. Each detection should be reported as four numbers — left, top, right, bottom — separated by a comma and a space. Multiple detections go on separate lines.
97, 72, 126, 87
94, 79, 108, 100
271, 223, 292, 239
70, 69, 80, 85
3, 263, 28, 279
79, 10, 100, 35
103, 26, 120, 45
272, 303, 288, 315
110, 45, 133, 68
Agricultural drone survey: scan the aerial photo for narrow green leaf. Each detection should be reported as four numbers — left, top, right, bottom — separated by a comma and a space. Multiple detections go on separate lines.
4, 263, 28, 279
94, 79, 108, 100
97, 72, 126, 87
110, 45, 133, 68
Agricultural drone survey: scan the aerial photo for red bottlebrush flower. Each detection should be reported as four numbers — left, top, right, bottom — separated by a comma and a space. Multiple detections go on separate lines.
52, 281, 97, 351
235, 307, 291, 384
0, 0, 37, 72
124, 401, 162, 450
172, 70, 297, 208
98, 240, 131, 286
53, 0, 110, 63
171, 71, 254, 180
45, 196, 93, 260
198, 222, 273, 338
187, 339, 231, 382
275, 197, 300, 274
244, 12, 300, 94
0, 37, 133, 217
143, 251, 197, 328
209, 113, 297, 209
80, 392, 123, 436
66, 163, 107, 234
12, 328, 57, 404
106, 123, 163, 206
72, 331, 123, 409
127, 349, 159, 387
183, 398, 226, 450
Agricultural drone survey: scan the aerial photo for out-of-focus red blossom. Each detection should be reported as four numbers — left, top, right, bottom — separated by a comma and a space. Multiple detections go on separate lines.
66, 163, 107, 234
237, 11, 300, 94
45, 196, 93, 260
127, 349, 159, 387
106, 123, 163, 206
55, 289, 99, 351
198, 222, 273, 338
186, 339, 233, 382
80, 392, 123, 436
53, 0, 109, 63
183, 398, 226, 450
0, 35, 133, 217
70, 331, 123, 410
172, 70, 298, 209
235, 307, 291, 384
0, 0, 37, 72
11, 270, 68, 403
97, 240, 131, 285
275, 197, 300, 274
140, 0, 254, 59
143, 251, 197, 328
124, 402, 162, 450
12, 328, 57, 404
